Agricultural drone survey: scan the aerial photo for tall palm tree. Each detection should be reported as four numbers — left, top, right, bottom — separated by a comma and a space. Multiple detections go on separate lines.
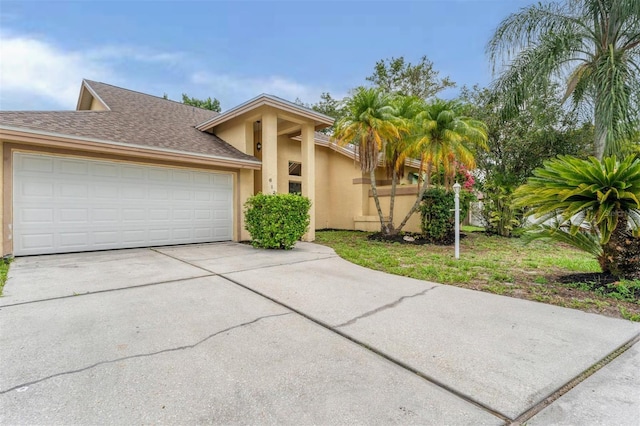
488, 0, 640, 159
384, 96, 422, 232
332, 87, 400, 234
396, 100, 488, 232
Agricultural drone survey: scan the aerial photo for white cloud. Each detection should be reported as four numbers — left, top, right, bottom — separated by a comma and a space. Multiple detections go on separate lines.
85, 46, 184, 65
0, 29, 341, 112
0, 32, 114, 109
190, 71, 339, 108
0, 31, 183, 110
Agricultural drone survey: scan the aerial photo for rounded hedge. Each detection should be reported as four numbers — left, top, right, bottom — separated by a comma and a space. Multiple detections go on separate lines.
244, 193, 311, 249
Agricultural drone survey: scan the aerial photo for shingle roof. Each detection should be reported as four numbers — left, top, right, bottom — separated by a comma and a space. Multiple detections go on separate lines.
0, 80, 259, 164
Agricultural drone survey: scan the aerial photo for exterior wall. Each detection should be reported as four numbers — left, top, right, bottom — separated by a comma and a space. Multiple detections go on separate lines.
213, 120, 248, 154
277, 135, 301, 194
89, 97, 107, 111
0, 140, 4, 256
366, 186, 422, 234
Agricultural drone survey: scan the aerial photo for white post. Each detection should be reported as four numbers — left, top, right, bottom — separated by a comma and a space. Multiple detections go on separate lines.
453, 182, 461, 259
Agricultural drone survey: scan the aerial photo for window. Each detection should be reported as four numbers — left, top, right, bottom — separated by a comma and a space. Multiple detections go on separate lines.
289, 181, 302, 194
288, 161, 301, 176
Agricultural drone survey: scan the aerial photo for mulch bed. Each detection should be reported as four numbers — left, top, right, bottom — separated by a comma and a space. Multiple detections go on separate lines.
557, 272, 617, 286
367, 232, 467, 245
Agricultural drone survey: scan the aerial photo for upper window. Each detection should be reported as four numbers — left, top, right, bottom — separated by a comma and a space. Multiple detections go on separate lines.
288, 161, 301, 176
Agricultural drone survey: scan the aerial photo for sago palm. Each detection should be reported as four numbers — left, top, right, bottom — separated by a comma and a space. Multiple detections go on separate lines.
488, 0, 640, 159
332, 87, 400, 234
514, 155, 640, 278
397, 99, 488, 232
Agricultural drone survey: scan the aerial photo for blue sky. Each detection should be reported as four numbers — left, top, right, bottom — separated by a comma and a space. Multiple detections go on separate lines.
0, 0, 535, 111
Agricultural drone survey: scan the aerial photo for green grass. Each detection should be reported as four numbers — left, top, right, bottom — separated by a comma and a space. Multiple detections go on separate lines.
0, 258, 11, 297
315, 230, 639, 321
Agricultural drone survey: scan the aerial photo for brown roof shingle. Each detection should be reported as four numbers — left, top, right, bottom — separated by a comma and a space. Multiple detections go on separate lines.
0, 80, 259, 164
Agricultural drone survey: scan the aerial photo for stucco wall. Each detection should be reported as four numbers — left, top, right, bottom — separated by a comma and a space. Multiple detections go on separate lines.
214, 120, 248, 154
366, 186, 422, 234
89, 97, 107, 111
0, 140, 4, 256
277, 135, 301, 194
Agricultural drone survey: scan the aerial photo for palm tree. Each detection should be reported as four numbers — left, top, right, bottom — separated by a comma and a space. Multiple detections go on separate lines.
396, 100, 488, 232
514, 155, 640, 278
332, 87, 401, 234
488, 0, 640, 159
384, 96, 423, 233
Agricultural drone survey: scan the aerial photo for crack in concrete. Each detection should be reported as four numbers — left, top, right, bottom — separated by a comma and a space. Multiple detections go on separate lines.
333, 285, 439, 328
0, 312, 291, 395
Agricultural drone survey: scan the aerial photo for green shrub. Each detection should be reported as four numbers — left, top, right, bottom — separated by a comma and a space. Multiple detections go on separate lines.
244, 193, 311, 249
420, 188, 474, 244
481, 184, 522, 237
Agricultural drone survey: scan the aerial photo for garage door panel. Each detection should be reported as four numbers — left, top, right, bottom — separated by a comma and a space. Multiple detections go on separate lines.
13, 153, 234, 255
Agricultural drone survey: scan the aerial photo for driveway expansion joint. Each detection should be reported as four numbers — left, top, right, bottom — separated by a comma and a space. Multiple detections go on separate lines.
334, 285, 440, 328
221, 255, 339, 275
0, 273, 215, 308
507, 332, 640, 426
217, 273, 510, 423
150, 248, 217, 274
0, 312, 291, 395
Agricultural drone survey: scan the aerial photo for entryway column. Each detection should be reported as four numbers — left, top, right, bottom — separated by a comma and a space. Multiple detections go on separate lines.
261, 109, 278, 194
302, 122, 315, 241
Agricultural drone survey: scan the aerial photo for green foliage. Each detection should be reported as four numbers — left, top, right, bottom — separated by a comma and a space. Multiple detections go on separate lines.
332, 87, 401, 234
459, 84, 593, 189
0, 256, 11, 296
488, 0, 640, 158
481, 184, 522, 237
420, 188, 474, 244
244, 193, 311, 250
396, 99, 488, 233
181, 93, 221, 112
514, 155, 640, 278
366, 55, 455, 99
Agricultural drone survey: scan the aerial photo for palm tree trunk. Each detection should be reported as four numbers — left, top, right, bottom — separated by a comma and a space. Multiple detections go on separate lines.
387, 171, 398, 235
599, 211, 640, 279
396, 161, 432, 233
594, 96, 607, 160
370, 169, 389, 234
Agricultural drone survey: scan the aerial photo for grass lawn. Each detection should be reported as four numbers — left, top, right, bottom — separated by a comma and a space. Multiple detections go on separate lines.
315, 230, 640, 322
0, 259, 10, 296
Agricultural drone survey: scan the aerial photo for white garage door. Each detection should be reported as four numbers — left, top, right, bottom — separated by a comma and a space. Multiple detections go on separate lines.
13, 153, 233, 255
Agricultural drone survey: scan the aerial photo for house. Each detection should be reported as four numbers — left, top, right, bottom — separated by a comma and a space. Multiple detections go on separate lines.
0, 80, 422, 257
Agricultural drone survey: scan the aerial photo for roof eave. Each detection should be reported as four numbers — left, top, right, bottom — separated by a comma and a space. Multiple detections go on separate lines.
0, 125, 261, 170
196, 94, 334, 131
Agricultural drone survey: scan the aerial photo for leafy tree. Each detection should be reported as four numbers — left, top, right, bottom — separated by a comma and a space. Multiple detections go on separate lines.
396, 100, 488, 233
181, 94, 221, 112
488, 0, 640, 159
367, 55, 455, 99
333, 87, 401, 234
459, 84, 593, 236
460, 84, 593, 188
311, 92, 345, 121
162, 92, 222, 112
514, 155, 640, 279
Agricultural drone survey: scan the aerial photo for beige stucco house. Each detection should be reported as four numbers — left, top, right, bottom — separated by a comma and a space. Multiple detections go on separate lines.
0, 80, 421, 257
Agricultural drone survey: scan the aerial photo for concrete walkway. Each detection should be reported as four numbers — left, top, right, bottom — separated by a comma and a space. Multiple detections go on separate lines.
1, 242, 638, 424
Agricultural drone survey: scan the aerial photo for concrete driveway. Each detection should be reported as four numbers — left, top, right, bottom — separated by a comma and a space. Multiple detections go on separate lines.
1, 242, 638, 425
